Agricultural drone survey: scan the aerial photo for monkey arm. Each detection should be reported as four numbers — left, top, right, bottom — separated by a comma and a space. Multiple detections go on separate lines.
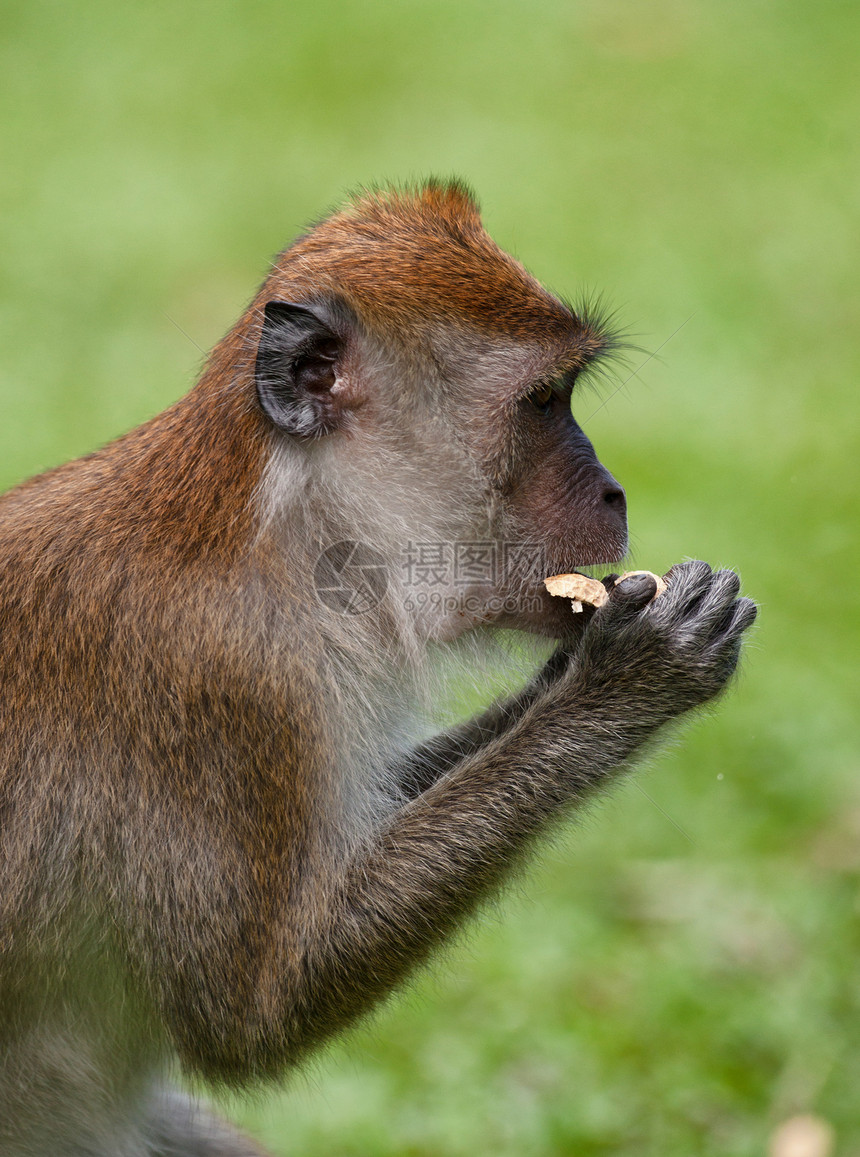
393, 630, 588, 799
268, 568, 755, 1064
140, 567, 753, 1082
246, 569, 751, 1068
270, 659, 650, 1066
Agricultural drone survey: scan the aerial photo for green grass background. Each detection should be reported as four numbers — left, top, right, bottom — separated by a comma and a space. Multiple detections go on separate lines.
1, 1, 858, 1153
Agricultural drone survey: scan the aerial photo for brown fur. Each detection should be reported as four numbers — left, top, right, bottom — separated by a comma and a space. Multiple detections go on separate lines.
0, 181, 756, 1156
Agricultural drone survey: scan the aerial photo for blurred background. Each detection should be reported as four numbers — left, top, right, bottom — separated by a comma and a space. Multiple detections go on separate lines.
1, 2, 857, 1154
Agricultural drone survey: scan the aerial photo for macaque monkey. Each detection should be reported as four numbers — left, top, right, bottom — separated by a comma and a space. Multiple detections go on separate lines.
0, 181, 756, 1155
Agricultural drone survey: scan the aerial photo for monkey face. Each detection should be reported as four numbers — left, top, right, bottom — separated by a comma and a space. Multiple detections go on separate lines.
488, 392, 628, 639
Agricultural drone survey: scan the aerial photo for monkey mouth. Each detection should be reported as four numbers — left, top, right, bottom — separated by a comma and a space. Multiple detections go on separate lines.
547, 525, 629, 575
548, 545, 629, 577
571, 536, 630, 571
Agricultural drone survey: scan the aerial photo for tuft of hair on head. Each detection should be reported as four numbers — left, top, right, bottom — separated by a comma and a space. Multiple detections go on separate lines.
343, 177, 483, 232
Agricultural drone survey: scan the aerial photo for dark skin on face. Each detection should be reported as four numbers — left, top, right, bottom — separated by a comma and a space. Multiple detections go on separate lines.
467, 342, 628, 639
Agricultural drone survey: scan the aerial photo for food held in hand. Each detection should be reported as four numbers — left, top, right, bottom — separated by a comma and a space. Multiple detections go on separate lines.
544, 570, 667, 613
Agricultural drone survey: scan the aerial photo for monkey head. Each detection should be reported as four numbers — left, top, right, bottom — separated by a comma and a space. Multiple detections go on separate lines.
250, 182, 627, 642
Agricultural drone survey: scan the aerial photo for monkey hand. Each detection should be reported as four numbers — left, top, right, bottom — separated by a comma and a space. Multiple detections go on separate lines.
571, 560, 757, 722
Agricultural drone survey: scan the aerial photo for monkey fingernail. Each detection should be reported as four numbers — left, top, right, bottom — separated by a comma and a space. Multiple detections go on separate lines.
612, 570, 667, 599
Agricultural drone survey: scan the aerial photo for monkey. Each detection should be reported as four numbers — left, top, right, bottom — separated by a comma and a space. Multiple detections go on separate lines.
0, 180, 756, 1156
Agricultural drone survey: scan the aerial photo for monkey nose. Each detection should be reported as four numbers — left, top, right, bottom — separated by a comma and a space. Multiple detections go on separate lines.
602, 484, 626, 516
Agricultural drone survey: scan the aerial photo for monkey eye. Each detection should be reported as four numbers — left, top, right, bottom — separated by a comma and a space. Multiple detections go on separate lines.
526, 381, 555, 414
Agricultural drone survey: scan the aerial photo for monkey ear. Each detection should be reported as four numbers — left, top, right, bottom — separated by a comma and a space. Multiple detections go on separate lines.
255, 301, 346, 437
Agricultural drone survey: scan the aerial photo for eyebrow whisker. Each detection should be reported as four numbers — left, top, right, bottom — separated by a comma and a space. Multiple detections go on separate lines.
580, 313, 695, 425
